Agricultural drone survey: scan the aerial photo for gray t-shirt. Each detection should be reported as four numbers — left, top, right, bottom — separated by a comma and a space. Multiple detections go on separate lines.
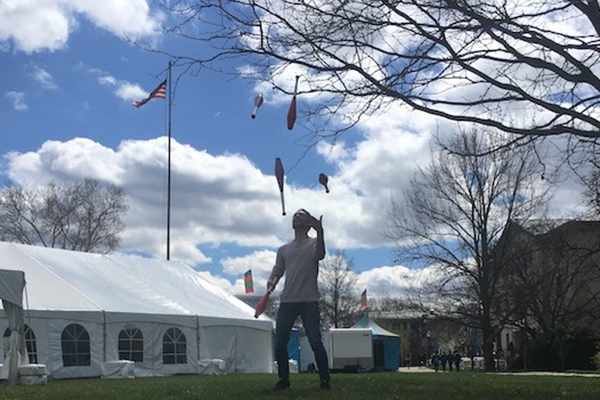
271, 237, 322, 303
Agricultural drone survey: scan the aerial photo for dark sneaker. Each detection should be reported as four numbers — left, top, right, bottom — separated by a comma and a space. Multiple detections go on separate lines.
273, 379, 291, 390
320, 380, 330, 390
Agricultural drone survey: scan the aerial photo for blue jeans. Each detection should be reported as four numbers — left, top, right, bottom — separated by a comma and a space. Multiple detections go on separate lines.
275, 302, 330, 383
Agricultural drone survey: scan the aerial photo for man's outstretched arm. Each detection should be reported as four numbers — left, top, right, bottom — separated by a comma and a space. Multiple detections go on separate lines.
311, 215, 325, 260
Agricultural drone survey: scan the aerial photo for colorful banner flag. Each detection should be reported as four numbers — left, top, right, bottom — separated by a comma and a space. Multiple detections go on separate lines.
244, 269, 254, 294
132, 79, 167, 108
360, 289, 368, 308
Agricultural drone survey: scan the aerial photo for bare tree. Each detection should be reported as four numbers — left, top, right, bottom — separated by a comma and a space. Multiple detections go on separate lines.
0, 179, 128, 253
156, 1, 600, 143
318, 250, 360, 328
385, 129, 553, 371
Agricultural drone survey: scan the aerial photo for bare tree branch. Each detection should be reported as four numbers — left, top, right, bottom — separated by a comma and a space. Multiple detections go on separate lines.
0, 179, 128, 254
149, 1, 600, 141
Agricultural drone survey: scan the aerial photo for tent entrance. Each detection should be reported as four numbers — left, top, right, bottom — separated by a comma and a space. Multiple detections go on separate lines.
373, 338, 384, 369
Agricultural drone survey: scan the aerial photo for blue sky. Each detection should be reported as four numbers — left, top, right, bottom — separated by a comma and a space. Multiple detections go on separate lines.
0, 1, 587, 298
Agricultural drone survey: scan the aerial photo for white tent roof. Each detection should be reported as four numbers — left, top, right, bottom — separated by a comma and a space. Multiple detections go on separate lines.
0, 242, 269, 329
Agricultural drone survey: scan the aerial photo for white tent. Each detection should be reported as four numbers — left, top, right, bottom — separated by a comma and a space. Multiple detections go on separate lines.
0, 242, 273, 379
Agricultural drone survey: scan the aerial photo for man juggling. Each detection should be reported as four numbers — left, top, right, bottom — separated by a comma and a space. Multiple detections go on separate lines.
267, 209, 330, 390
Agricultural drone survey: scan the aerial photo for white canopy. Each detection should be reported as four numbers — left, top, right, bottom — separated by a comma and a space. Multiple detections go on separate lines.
0, 242, 273, 379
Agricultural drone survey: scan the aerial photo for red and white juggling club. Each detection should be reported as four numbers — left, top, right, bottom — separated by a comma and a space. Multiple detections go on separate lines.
251, 93, 264, 119
287, 76, 300, 130
275, 157, 286, 216
319, 173, 330, 193
254, 290, 272, 318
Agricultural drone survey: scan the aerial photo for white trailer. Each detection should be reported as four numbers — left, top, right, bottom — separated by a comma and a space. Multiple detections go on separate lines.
299, 331, 330, 373
328, 328, 374, 370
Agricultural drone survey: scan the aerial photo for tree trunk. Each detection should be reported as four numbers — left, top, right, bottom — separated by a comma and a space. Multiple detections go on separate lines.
483, 341, 495, 372
482, 323, 496, 372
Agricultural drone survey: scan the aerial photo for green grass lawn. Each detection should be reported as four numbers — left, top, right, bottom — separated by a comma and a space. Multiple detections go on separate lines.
1, 372, 599, 400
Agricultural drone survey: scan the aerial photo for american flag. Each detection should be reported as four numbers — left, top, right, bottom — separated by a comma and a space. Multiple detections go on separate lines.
132, 79, 167, 108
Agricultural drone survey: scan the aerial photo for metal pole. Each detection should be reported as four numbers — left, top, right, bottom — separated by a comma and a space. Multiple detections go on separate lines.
167, 61, 172, 261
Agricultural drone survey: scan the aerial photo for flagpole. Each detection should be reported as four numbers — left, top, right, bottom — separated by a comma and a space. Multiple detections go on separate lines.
167, 61, 172, 261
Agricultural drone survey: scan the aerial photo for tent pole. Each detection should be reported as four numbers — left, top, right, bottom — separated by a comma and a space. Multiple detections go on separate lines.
234, 327, 238, 373
166, 60, 172, 261
196, 316, 200, 364
102, 311, 107, 362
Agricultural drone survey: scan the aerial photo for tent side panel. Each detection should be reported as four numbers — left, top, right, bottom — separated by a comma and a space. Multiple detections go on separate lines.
47, 318, 103, 379
198, 325, 236, 373
198, 324, 273, 374
105, 319, 198, 377
235, 326, 274, 373
383, 337, 400, 371
1, 311, 105, 379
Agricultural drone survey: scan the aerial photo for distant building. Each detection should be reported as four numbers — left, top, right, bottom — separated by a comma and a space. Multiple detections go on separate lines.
493, 219, 600, 370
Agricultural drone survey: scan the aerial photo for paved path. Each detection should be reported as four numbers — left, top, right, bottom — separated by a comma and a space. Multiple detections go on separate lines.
399, 367, 435, 373
398, 367, 600, 377
497, 372, 600, 378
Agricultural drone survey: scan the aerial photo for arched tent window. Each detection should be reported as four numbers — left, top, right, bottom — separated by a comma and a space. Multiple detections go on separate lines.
163, 327, 186, 364
24, 325, 37, 364
118, 327, 143, 362
61, 324, 90, 367
3, 325, 37, 363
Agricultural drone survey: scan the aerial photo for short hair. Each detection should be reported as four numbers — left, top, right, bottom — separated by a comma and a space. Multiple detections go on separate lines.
295, 208, 310, 216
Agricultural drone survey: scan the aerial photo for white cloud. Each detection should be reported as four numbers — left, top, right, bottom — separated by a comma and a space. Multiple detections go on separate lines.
94, 71, 149, 102
3, 134, 429, 293
0, 0, 162, 53
317, 140, 350, 163
5, 137, 287, 266
196, 271, 235, 293
31, 66, 57, 90
221, 250, 276, 277
98, 76, 117, 86
72, 0, 162, 38
221, 250, 277, 294
355, 264, 443, 298
5, 91, 28, 111
0, 2, 71, 53
115, 82, 147, 102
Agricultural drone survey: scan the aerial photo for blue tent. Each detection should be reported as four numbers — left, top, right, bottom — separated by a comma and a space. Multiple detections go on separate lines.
352, 313, 400, 371
287, 328, 300, 366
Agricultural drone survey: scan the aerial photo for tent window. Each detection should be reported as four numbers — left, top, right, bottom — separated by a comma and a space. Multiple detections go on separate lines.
163, 327, 187, 364
61, 323, 91, 367
3, 325, 38, 364
118, 327, 144, 362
